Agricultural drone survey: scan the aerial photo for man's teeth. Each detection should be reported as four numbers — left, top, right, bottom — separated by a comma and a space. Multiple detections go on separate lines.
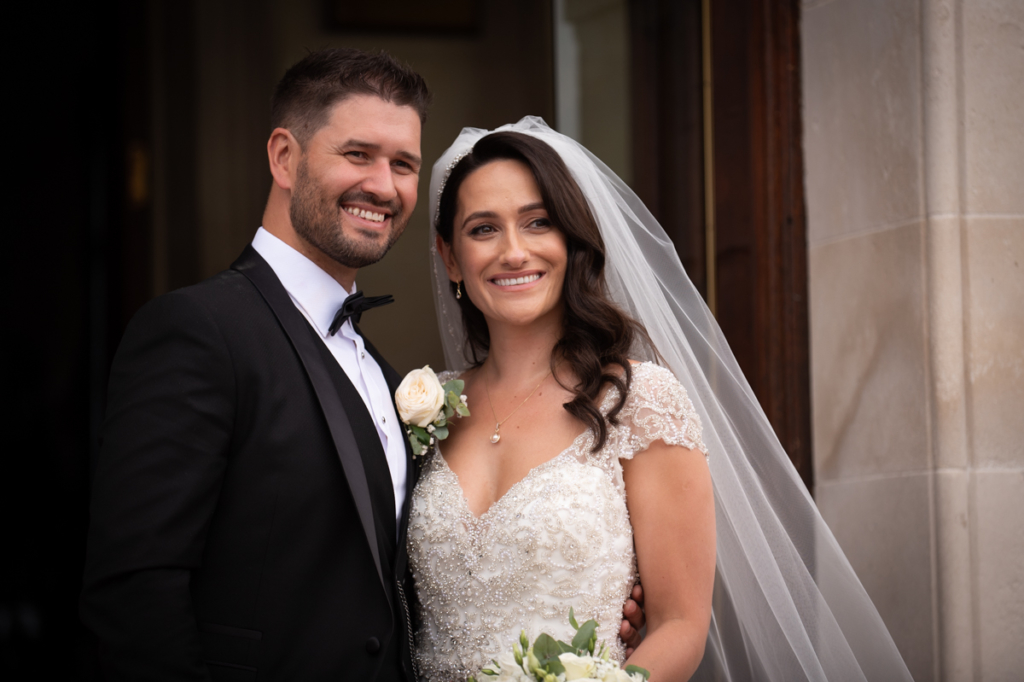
493, 274, 541, 287
344, 206, 386, 223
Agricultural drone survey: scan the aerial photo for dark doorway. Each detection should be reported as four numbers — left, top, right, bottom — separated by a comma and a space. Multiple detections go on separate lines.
630, 0, 813, 492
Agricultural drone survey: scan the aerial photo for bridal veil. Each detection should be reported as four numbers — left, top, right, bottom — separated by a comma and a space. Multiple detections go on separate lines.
427, 117, 912, 681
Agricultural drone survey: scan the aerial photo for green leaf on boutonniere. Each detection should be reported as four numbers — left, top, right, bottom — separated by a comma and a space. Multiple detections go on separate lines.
456, 404, 470, 417
407, 432, 423, 454
443, 403, 454, 420
432, 425, 449, 440
444, 379, 465, 396
409, 424, 429, 442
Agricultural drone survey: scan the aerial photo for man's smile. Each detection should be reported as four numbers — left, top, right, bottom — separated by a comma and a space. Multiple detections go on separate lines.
342, 204, 389, 224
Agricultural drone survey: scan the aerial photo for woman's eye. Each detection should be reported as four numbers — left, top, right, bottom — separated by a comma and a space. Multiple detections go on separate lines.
529, 218, 552, 229
469, 224, 496, 236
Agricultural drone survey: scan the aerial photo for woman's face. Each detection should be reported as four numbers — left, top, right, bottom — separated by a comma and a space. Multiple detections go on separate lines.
439, 159, 568, 331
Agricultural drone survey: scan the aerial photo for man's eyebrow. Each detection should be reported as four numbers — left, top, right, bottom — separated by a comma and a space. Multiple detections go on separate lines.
341, 139, 379, 151
341, 139, 421, 167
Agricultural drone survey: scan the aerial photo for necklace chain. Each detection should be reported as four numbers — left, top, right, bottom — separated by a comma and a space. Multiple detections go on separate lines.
483, 369, 552, 444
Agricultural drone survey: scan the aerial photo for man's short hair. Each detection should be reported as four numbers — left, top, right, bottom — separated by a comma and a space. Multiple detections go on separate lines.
271, 48, 431, 145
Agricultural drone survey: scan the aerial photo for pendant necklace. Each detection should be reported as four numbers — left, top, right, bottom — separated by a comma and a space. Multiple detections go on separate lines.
484, 369, 552, 444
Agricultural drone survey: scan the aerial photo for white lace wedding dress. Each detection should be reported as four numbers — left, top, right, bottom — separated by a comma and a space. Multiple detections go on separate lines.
407, 362, 708, 681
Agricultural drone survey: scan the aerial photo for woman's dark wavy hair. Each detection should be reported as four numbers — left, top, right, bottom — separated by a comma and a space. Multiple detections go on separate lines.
435, 131, 655, 451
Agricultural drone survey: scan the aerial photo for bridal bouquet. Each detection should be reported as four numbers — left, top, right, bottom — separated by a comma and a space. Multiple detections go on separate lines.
395, 365, 469, 457
470, 609, 650, 682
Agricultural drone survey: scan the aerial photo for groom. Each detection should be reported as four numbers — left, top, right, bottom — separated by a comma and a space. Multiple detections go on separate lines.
81, 48, 643, 680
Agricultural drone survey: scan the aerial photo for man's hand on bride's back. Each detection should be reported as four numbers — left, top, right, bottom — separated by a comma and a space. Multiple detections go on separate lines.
620, 583, 645, 656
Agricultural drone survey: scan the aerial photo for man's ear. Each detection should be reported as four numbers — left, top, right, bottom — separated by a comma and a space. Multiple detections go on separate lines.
436, 234, 462, 283
268, 127, 300, 191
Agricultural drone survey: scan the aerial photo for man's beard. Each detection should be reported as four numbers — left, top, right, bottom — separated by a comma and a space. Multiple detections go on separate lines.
289, 159, 407, 269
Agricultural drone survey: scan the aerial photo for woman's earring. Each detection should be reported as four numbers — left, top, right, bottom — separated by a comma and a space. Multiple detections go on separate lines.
455, 281, 463, 299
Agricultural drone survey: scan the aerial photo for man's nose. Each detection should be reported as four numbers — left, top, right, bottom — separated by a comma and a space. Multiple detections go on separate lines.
360, 159, 398, 202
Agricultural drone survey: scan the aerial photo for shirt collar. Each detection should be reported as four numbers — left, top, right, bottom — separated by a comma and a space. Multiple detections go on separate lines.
251, 227, 355, 338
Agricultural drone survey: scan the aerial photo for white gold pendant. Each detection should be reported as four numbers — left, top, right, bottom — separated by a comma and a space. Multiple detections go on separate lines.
490, 425, 501, 444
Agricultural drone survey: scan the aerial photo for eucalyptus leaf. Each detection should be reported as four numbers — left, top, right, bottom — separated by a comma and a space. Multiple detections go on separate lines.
408, 433, 423, 454
456, 404, 470, 417
444, 379, 465, 395
545, 658, 566, 676
443, 404, 454, 419
433, 425, 449, 440
625, 664, 652, 680
570, 619, 598, 651
532, 634, 567, 667
409, 424, 428, 441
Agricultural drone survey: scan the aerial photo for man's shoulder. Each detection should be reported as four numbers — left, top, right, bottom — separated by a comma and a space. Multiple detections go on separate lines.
163, 264, 262, 305
131, 266, 270, 334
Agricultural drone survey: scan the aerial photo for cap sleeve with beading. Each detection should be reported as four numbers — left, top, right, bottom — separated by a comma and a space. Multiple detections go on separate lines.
603, 362, 708, 462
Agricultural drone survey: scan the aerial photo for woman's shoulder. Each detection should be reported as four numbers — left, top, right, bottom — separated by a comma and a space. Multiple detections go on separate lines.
598, 360, 679, 408
628, 359, 677, 382
620, 360, 688, 403
610, 360, 708, 457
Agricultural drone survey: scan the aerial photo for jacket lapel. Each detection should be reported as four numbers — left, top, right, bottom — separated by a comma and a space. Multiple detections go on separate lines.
233, 246, 386, 592
360, 332, 417, 578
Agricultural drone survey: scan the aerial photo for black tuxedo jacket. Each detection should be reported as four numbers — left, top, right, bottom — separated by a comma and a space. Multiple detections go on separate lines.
81, 246, 419, 681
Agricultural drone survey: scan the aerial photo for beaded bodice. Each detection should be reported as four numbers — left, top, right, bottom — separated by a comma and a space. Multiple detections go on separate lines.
407, 362, 707, 682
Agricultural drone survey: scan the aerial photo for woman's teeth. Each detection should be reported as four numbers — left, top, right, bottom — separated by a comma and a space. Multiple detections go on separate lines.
493, 274, 541, 287
344, 206, 386, 223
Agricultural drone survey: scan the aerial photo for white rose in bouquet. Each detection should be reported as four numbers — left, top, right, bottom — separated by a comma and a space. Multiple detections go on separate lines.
601, 667, 643, 682
559, 652, 598, 680
395, 365, 446, 427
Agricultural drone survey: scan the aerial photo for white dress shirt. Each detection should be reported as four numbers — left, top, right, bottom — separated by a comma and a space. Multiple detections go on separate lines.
251, 227, 407, 525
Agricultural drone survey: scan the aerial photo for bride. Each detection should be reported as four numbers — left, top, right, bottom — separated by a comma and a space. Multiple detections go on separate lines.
407, 118, 913, 682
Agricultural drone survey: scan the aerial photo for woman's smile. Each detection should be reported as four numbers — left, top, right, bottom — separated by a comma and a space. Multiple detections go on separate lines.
489, 271, 544, 288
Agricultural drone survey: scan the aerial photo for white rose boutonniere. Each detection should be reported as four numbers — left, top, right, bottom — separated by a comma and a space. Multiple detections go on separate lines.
395, 365, 469, 457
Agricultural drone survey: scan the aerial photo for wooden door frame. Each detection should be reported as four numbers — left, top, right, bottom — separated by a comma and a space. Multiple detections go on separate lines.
631, 0, 813, 492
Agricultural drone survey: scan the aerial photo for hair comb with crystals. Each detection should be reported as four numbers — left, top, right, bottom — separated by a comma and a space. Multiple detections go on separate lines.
433, 150, 472, 227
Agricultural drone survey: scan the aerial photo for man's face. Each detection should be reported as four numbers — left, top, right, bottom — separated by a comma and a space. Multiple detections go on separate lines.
289, 95, 422, 270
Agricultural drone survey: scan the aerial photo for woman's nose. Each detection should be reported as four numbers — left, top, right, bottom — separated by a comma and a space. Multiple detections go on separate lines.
501, 230, 529, 267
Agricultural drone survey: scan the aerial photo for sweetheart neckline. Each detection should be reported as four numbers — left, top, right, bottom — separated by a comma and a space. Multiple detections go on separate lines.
433, 369, 627, 521
434, 427, 594, 522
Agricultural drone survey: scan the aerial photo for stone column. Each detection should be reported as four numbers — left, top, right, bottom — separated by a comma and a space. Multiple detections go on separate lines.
801, 0, 1023, 680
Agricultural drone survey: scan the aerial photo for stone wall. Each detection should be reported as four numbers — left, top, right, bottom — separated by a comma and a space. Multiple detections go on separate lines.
802, 0, 1023, 680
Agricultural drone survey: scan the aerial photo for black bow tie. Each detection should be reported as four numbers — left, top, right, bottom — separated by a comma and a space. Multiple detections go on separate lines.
329, 291, 394, 336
